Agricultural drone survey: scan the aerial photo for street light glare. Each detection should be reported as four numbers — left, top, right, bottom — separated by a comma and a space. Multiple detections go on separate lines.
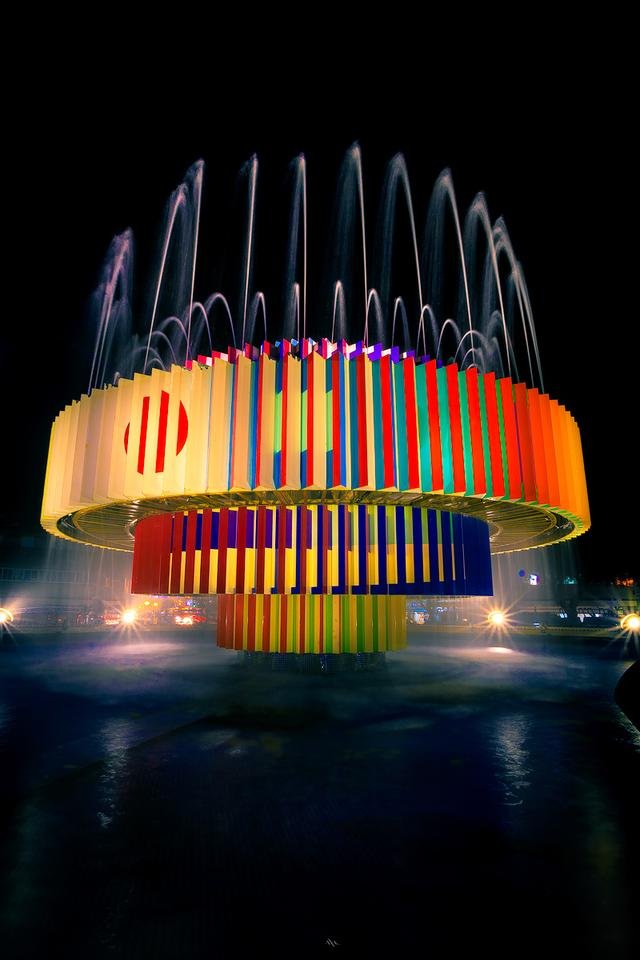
488, 610, 506, 626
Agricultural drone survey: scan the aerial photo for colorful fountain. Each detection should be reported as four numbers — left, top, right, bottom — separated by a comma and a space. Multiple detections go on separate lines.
41, 148, 590, 653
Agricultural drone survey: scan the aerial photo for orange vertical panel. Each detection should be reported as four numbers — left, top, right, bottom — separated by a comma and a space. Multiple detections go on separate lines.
514, 382, 536, 503
538, 393, 560, 508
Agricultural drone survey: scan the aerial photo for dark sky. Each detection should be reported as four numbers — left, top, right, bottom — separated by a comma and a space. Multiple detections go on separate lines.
2, 45, 637, 582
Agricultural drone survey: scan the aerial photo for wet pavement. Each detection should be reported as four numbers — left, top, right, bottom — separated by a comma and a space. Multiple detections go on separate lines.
1, 628, 638, 958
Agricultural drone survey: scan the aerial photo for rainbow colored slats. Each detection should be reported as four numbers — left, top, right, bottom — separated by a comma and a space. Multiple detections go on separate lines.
131, 505, 493, 597
42, 339, 590, 544
216, 594, 407, 654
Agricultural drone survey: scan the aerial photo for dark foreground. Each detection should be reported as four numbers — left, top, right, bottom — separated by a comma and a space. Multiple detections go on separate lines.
1, 628, 638, 959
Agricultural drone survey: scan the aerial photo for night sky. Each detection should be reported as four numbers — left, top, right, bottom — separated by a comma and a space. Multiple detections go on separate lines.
2, 53, 637, 583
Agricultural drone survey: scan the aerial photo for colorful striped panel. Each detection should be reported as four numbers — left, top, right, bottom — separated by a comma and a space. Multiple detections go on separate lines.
132, 505, 492, 597
42, 340, 590, 550
216, 594, 407, 654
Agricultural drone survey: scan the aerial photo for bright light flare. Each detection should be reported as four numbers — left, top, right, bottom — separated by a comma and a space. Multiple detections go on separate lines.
121, 609, 137, 625
487, 609, 507, 627
620, 613, 640, 632
487, 645, 513, 654
0, 607, 14, 624
175, 615, 194, 626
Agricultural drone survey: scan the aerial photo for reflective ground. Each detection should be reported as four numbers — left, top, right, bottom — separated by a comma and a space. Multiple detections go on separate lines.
1, 628, 638, 958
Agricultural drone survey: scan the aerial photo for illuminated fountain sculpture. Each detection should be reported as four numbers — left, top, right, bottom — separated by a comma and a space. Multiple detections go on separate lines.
41, 149, 590, 654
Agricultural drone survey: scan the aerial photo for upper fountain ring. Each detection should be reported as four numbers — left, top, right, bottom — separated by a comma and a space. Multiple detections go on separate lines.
41, 338, 590, 554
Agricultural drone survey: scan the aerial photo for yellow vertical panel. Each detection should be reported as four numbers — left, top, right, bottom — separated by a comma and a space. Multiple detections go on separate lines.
284, 355, 301, 489
308, 505, 318, 592
61, 401, 80, 514
349, 506, 358, 590
69, 393, 90, 508
79, 390, 104, 506
285, 507, 297, 594
185, 363, 211, 495
95, 386, 118, 502
208, 545, 219, 595
231, 355, 252, 490
41, 415, 62, 527
226, 548, 237, 594
140, 367, 168, 498
387, 509, 397, 586
330, 505, 339, 592
368, 507, 378, 589
207, 358, 232, 493
254, 595, 263, 650
123, 373, 147, 500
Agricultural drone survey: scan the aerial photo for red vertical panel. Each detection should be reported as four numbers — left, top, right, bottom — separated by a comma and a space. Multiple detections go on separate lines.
263, 594, 271, 652
234, 594, 244, 649
216, 508, 229, 593
236, 506, 247, 594
256, 506, 266, 594
483, 373, 505, 498
380, 355, 395, 488
446, 364, 465, 493
357, 354, 368, 487
247, 595, 256, 651
277, 507, 287, 594
155, 390, 170, 472
158, 514, 172, 594
550, 399, 568, 512
466, 368, 486, 495
183, 510, 197, 593
281, 355, 289, 486
499, 378, 522, 500
137, 394, 150, 475
170, 512, 184, 594
527, 388, 549, 505
425, 360, 443, 491
307, 354, 314, 486
255, 356, 264, 487
514, 383, 536, 502
403, 358, 420, 489
131, 518, 146, 594
199, 509, 212, 594
332, 352, 341, 486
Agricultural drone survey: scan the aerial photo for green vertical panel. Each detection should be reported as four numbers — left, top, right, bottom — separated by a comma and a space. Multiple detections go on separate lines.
437, 366, 453, 494
495, 380, 509, 499
393, 362, 408, 489
356, 595, 365, 652
458, 371, 474, 495
477, 374, 493, 498
371, 361, 385, 488
415, 365, 432, 491
372, 595, 379, 652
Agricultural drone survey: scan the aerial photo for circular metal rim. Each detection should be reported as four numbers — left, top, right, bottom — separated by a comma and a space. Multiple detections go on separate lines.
54, 489, 577, 555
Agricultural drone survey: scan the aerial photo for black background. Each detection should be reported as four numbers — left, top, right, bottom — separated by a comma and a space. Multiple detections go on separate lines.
1, 34, 637, 582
